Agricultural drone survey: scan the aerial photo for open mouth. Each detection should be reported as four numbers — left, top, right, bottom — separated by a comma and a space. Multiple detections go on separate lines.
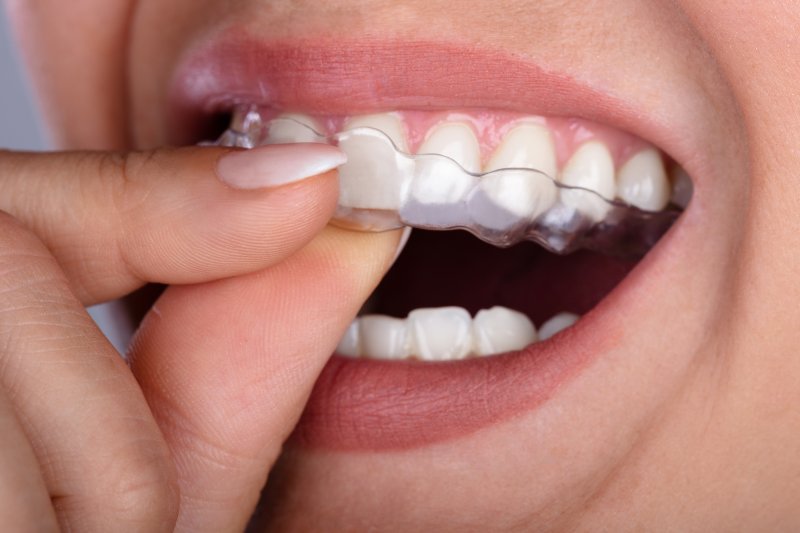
214, 106, 690, 362
169, 37, 698, 451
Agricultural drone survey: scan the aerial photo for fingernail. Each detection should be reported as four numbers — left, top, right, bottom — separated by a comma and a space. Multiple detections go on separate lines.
392, 227, 413, 263
217, 144, 347, 189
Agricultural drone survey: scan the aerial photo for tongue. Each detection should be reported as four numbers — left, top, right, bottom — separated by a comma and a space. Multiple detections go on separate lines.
368, 230, 637, 326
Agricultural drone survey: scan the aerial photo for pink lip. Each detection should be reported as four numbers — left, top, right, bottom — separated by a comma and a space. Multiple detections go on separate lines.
169, 32, 692, 451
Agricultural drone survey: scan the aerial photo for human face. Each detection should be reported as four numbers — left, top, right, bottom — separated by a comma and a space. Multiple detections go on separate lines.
8, 0, 800, 529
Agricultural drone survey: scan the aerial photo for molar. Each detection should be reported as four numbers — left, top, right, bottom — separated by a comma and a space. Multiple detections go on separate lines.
266, 113, 324, 144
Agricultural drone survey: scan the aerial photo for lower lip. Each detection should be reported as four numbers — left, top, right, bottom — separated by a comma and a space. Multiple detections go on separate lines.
290, 241, 669, 452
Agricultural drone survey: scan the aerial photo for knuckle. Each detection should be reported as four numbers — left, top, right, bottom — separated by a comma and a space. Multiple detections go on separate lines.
99, 443, 179, 529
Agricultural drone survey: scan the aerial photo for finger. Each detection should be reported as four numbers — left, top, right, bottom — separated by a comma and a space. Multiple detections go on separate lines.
0, 212, 178, 531
0, 389, 59, 532
0, 143, 344, 305
130, 226, 402, 532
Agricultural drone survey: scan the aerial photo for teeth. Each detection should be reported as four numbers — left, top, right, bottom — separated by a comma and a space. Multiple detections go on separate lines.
336, 320, 361, 358
340, 307, 580, 361
359, 315, 410, 360
337, 113, 411, 210
473, 306, 537, 356
266, 114, 324, 144
616, 149, 670, 211
472, 123, 560, 226
559, 141, 616, 222
408, 307, 473, 361
344, 113, 409, 152
486, 122, 558, 179
410, 122, 480, 205
538, 312, 579, 341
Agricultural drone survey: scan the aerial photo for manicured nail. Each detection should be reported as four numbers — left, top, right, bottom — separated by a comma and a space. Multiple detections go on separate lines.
217, 144, 347, 189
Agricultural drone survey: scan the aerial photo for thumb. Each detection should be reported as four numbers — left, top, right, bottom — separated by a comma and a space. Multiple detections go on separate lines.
129, 226, 402, 532
0, 143, 345, 304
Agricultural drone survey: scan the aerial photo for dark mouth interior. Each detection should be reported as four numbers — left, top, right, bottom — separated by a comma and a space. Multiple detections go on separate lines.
364, 229, 639, 327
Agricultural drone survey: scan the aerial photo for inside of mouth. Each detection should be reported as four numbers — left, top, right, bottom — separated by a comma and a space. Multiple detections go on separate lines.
367, 230, 634, 326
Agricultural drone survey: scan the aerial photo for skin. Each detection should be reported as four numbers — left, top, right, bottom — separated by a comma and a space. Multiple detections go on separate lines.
3, 0, 800, 531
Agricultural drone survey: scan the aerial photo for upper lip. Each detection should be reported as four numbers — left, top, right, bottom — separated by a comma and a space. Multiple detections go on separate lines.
168, 31, 712, 196
166, 29, 708, 451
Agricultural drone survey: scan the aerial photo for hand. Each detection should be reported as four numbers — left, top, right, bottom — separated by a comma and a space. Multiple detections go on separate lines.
0, 144, 402, 531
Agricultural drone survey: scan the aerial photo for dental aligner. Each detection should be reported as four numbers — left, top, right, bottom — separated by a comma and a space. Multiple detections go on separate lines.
217, 106, 686, 256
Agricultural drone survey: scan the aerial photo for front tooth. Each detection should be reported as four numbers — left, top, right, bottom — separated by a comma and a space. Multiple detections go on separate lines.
344, 113, 409, 152
472, 123, 559, 226
266, 113, 325, 144
486, 122, 558, 179
410, 122, 480, 205
359, 315, 410, 360
336, 320, 361, 358
538, 312, 579, 341
337, 113, 412, 210
408, 307, 473, 361
473, 306, 537, 356
559, 141, 616, 222
616, 149, 670, 211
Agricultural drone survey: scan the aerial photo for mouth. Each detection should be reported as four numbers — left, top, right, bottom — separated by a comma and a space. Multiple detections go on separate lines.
169, 34, 703, 451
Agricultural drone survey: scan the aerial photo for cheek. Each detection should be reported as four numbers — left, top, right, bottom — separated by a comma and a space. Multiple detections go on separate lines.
5, 0, 134, 149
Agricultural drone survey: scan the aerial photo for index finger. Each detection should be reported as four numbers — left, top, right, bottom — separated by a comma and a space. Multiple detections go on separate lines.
0, 143, 345, 304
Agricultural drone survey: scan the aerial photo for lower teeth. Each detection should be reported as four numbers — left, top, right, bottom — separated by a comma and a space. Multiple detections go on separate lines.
337, 307, 578, 361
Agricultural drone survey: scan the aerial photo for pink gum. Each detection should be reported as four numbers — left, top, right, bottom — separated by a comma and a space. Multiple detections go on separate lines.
262, 108, 656, 170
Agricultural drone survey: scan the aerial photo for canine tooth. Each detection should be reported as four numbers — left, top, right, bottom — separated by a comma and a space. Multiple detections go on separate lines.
670, 165, 693, 209
539, 312, 579, 341
266, 113, 324, 144
410, 122, 480, 205
616, 149, 670, 211
487, 122, 558, 179
408, 307, 472, 361
336, 320, 361, 358
337, 114, 412, 210
473, 306, 537, 356
344, 113, 409, 152
359, 315, 410, 360
559, 141, 616, 222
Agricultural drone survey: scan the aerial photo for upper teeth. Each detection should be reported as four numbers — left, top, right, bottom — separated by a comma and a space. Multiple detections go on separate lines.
336, 306, 577, 361
266, 111, 675, 219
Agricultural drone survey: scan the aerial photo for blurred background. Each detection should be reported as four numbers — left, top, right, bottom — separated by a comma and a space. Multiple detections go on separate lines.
0, 8, 45, 150
1, 10, 130, 351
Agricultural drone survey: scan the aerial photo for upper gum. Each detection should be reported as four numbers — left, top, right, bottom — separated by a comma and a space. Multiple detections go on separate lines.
272, 109, 656, 169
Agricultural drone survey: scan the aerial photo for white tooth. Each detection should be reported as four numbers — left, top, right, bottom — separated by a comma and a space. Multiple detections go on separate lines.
344, 113, 409, 152
336, 320, 361, 358
670, 165, 693, 209
616, 149, 670, 211
266, 113, 325, 144
473, 306, 537, 356
475, 123, 559, 221
538, 312, 579, 341
410, 122, 480, 205
408, 307, 473, 361
487, 122, 558, 179
559, 141, 616, 222
359, 315, 410, 360
337, 114, 412, 210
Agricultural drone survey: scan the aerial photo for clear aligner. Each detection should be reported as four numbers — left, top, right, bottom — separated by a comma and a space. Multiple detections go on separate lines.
216, 106, 685, 256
